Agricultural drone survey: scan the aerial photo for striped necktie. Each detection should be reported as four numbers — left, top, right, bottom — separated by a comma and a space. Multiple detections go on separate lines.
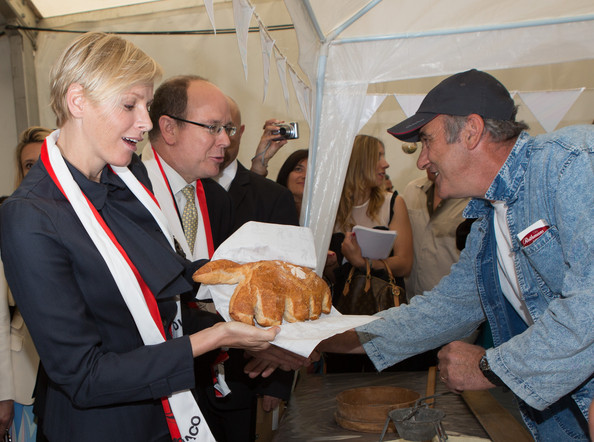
181, 184, 198, 251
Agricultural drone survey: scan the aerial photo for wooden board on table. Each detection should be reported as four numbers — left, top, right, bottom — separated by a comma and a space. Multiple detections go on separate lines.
461, 390, 532, 442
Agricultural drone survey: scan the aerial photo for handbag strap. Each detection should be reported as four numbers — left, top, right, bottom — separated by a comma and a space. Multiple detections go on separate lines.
388, 190, 399, 223
379, 259, 401, 307
379, 259, 395, 283
342, 259, 372, 296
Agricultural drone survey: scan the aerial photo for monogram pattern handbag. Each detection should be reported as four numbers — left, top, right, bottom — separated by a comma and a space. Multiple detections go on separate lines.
333, 258, 404, 315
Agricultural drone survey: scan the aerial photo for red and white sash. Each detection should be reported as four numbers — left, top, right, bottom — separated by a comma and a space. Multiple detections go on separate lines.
143, 145, 231, 398
41, 130, 215, 442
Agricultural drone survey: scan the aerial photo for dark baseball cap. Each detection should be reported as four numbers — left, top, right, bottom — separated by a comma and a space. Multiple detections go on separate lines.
387, 69, 515, 142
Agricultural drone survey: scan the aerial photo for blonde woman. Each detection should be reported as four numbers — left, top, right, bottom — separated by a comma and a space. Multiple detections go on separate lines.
334, 134, 413, 279
0, 32, 278, 442
1, 126, 51, 442
325, 134, 413, 372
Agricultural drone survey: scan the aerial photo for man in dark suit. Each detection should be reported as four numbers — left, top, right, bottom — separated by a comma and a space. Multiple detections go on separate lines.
144, 75, 234, 260
215, 97, 300, 231
144, 75, 292, 441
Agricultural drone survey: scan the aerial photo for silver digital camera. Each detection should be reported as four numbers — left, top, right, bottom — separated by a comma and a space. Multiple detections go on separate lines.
272, 122, 299, 140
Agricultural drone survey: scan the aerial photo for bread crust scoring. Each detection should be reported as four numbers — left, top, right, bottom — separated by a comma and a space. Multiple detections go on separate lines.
193, 259, 331, 326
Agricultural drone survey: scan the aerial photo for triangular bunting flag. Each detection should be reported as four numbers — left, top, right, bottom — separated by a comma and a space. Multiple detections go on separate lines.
232, 0, 254, 81
275, 49, 290, 111
259, 26, 275, 103
289, 67, 312, 126
518, 89, 584, 132
394, 94, 426, 118
357, 95, 387, 133
203, 0, 216, 34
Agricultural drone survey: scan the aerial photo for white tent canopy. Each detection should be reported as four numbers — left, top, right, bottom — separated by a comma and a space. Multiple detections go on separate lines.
280, 0, 594, 273
1, 0, 593, 274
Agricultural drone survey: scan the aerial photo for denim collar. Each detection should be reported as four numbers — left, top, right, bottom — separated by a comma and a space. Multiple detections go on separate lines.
464, 131, 531, 218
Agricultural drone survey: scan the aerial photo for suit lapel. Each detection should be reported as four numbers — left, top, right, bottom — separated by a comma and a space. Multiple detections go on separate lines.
228, 162, 251, 207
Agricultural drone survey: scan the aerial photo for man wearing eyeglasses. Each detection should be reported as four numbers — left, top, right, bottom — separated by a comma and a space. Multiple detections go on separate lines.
144, 75, 235, 260
143, 75, 291, 442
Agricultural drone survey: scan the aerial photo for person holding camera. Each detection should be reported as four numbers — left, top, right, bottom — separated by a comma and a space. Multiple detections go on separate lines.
249, 120, 298, 178
215, 97, 299, 231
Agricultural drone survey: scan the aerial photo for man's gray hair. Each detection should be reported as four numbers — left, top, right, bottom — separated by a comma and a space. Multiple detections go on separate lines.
443, 107, 529, 144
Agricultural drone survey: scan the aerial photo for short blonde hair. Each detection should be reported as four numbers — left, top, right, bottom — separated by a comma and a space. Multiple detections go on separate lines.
50, 32, 162, 127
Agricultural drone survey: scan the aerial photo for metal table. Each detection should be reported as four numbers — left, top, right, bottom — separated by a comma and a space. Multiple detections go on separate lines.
273, 372, 490, 441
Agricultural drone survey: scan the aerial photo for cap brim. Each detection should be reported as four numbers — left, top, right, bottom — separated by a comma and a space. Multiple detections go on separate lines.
387, 113, 438, 142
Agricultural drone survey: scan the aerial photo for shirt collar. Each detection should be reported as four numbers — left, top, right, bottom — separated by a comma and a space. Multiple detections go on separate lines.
483, 131, 531, 204
418, 177, 434, 194
156, 152, 193, 194
215, 159, 238, 191
464, 131, 531, 218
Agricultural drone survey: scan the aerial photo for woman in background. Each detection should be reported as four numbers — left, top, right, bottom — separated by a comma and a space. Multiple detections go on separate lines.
276, 149, 308, 216
333, 134, 412, 281
15, 127, 51, 187
1, 126, 51, 442
325, 134, 413, 373
0, 32, 277, 442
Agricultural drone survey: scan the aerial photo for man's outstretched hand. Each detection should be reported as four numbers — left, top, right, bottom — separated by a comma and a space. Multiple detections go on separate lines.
244, 345, 317, 378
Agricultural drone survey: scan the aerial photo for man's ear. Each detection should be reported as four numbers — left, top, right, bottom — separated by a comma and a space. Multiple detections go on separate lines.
463, 114, 485, 150
159, 115, 178, 145
66, 83, 86, 119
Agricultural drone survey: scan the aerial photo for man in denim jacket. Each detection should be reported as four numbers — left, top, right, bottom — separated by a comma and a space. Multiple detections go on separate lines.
317, 69, 593, 440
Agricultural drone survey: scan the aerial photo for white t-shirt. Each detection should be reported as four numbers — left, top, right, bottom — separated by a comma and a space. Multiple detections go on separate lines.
492, 201, 534, 325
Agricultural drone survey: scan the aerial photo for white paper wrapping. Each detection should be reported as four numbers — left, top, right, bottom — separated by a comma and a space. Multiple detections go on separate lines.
196, 221, 378, 357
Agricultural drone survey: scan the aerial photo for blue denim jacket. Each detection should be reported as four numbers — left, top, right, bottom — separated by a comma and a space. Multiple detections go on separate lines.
357, 126, 593, 440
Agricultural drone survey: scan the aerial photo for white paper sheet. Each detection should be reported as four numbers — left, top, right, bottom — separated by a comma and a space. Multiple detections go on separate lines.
196, 221, 379, 357
353, 225, 397, 260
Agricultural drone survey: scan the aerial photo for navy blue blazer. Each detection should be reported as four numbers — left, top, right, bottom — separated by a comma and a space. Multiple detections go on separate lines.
0, 155, 199, 442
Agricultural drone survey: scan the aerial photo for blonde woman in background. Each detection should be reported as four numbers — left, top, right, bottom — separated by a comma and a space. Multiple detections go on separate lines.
334, 134, 413, 279
325, 134, 413, 373
1, 126, 51, 442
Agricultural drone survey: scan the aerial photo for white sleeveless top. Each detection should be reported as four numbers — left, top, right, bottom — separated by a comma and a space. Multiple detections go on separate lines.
339, 191, 393, 232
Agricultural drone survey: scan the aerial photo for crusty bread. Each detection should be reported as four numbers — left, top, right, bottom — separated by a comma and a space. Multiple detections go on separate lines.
193, 259, 331, 326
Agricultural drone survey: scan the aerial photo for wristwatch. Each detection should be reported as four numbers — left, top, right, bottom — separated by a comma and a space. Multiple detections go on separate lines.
479, 355, 504, 386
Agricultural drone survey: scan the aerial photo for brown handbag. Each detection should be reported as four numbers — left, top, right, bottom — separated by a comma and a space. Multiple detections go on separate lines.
334, 259, 404, 315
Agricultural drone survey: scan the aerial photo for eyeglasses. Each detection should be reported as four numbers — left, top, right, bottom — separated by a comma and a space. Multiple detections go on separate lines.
165, 114, 237, 136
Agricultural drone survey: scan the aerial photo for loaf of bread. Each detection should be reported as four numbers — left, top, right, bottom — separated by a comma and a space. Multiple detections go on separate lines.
193, 259, 331, 326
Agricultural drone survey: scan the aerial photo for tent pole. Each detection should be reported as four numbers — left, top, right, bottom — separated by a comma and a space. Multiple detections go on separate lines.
301, 0, 325, 42
333, 13, 594, 45
302, 43, 328, 228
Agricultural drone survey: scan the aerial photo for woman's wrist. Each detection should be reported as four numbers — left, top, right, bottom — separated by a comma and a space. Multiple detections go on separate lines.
353, 257, 368, 271
250, 158, 268, 176
190, 322, 224, 357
